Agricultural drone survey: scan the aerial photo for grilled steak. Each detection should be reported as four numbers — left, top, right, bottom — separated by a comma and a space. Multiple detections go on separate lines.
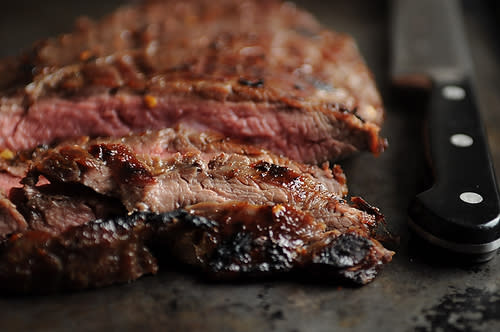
82, 125, 348, 196
0, 126, 347, 196
0, 0, 385, 163
0, 127, 392, 291
0, 0, 393, 292
0, 126, 348, 237
0, 202, 393, 293
7, 128, 366, 237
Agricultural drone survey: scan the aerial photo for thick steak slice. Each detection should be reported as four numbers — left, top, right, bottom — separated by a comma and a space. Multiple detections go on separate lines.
0, 211, 159, 293
1, 128, 348, 237
0, 203, 393, 293
0, 126, 347, 203
0, 0, 385, 163
19, 139, 375, 238
182, 201, 392, 283
90, 126, 348, 196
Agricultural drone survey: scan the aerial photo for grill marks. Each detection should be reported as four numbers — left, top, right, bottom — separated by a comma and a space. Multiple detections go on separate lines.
0, 203, 392, 293
0, 129, 392, 292
0, 0, 385, 163
1, 127, 349, 235
25, 134, 373, 236
0, 0, 393, 292
89, 144, 155, 185
253, 161, 303, 187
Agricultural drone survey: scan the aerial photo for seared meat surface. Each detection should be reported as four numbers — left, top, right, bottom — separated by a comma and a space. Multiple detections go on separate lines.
8, 128, 366, 236
10, 183, 125, 235
1, 127, 349, 237
0, 126, 347, 197
0, 202, 392, 293
0, 0, 385, 163
0, 0, 392, 293
0, 128, 392, 291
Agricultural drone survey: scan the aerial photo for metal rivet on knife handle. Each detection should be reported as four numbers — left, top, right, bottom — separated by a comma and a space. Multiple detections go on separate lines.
442, 85, 466, 100
450, 134, 473, 147
460, 192, 483, 204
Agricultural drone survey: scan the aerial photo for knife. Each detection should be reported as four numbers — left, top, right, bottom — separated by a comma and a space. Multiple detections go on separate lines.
391, 0, 500, 262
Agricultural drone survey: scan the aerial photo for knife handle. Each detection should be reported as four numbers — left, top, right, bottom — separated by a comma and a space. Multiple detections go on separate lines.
410, 79, 500, 250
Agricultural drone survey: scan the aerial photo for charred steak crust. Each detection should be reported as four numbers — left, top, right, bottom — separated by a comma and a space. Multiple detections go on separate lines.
0, 0, 386, 163
0, 203, 392, 293
0, 126, 347, 198
0, 128, 349, 238
0, 211, 161, 294
0, 0, 393, 292
21, 136, 377, 238
0, 131, 393, 292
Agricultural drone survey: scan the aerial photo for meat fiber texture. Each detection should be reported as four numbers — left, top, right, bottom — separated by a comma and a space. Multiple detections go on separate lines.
0, 128, 393, 292
1, 127, 349, 237
0, 0, 385, 164
0, 207, 393, 293
0, 0, 392, 292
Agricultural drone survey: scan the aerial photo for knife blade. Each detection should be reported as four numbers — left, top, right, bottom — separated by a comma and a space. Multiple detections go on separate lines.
391, 0, 500, 262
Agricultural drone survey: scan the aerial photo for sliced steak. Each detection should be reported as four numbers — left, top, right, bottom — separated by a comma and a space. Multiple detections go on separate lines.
0, 0, 393, 292
19, 138, 375, 238
90, 126, 348, 196
0, 128, 348, 237
0, 0, 385, 163
0, 129, 392, 291
9, 183, 125, 236
0, 126, 347, 205
183, 201, 391, 283
0, 202, 393, 293
0, 211, 159, 293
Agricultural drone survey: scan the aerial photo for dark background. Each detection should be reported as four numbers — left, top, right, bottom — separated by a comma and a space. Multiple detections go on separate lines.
1, 1, 500, 331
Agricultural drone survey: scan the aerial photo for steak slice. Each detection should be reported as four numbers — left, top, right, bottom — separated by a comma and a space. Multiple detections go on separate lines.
0, 130, 392, 291
0, 126, 346, 197
0, 202, 393, 293
0, 127, 348, 236
0, 0, 386, 163
1, 128, 348, 237
18, 136, 374, 238
90, 126, 348, 196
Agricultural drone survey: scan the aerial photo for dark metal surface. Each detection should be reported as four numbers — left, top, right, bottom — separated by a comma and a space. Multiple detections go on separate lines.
1, 1, 500, 331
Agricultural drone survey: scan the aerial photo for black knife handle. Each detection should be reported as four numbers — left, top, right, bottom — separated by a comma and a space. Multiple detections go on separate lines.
409, 79, 500, 248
